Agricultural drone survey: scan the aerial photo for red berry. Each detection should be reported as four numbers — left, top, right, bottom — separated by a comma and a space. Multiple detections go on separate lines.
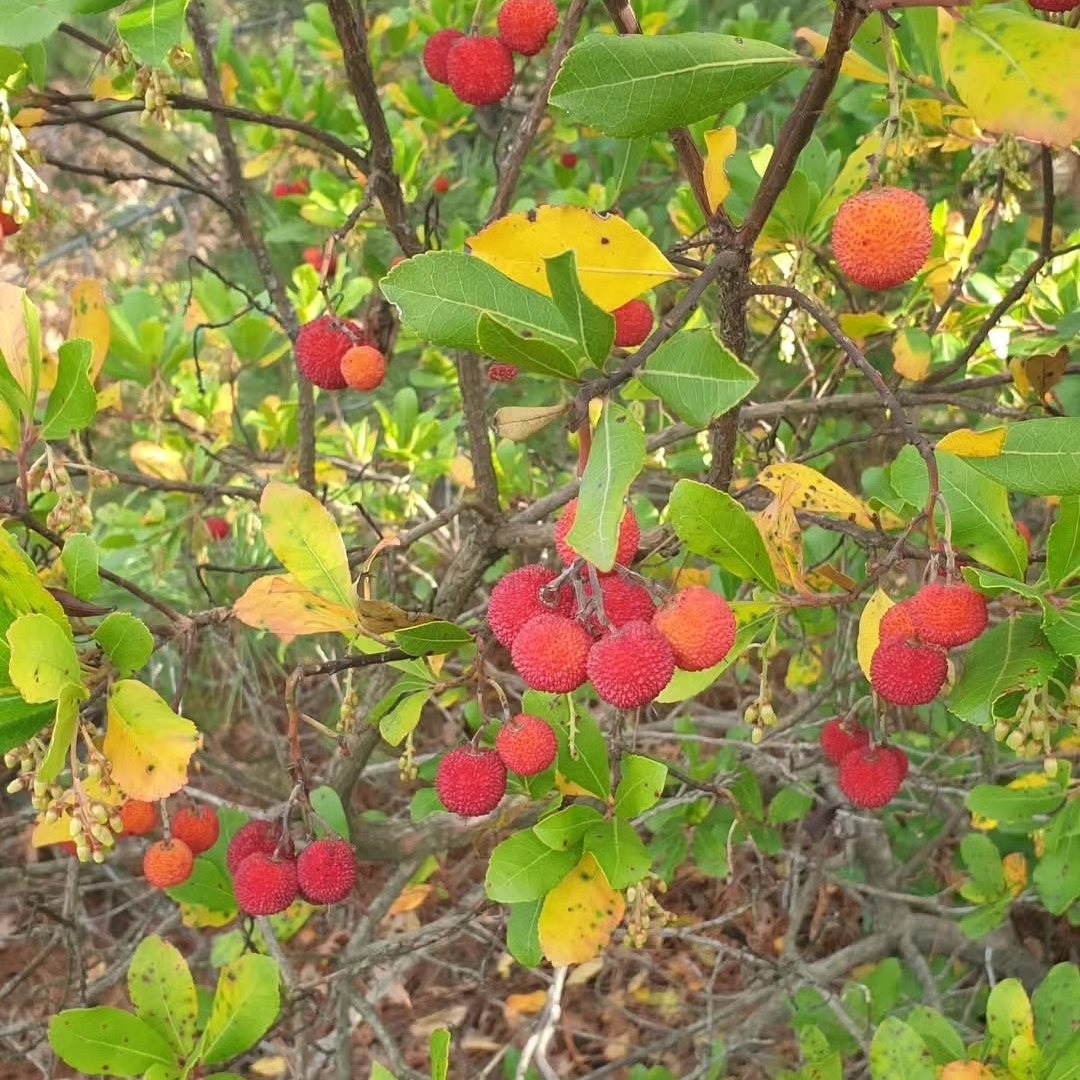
433, 176, 451, 195
870, 639, 948, 706
908, 582, 988, 649
488, 564, 573, 648
119, 800, 157, 837
272, 182, 291, 198
560, 152, 578, 168
340, 345, 387, 392
587, 620, 674, 709
818, 717, 871, 766
832, 187, 932, 291
580, 574, 656, 635
423, 28, 465, 84
497, 0, 559, 56
205, 516, 229, 542
143, 839, 194, 889
226, 819, 289, 874
232, 852, 299, 916
0, 212, 19, 237
297, 838, 357, 904
612, 299, 654, 348
837, 747, 904, 809
447, 36, 515, 106
303, 245, 337, 276
652, 586, 736, 671
879, 598, 918, 643
881, 745, 910, 781
295, 315, 367, 390
495, 714, 558, 776
511, 613, 592, 693
554, 498, 640, 569
1029, 0, 1079, 10
171, 805, 220, 855
435, 746, 507, 816
488, 363, 519, 382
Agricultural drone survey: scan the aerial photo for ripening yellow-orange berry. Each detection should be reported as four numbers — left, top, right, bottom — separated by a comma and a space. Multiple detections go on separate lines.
340, 345, 387, 392
831, 187, 932, 291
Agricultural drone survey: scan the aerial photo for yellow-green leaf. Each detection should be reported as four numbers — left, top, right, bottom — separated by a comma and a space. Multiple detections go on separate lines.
6, 613, 81, 703
538, 852, 625, 966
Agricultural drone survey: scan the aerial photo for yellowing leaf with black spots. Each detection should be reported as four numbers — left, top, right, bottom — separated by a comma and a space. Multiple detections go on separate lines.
102, 681, 200, 802
68, 280, 110, 382
1010, 349, 1068, 401
756, 463, 878, 530
233, 574, 360, 642
857, 589, 894, 681
467, 207, 679, 312
538, 853, 625, 966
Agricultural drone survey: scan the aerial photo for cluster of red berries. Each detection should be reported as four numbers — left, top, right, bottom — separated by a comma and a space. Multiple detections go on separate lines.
819, 718, 910, 809
272, 179, 310, 198
435, 713, 558, 816
423, 0, 559, 107
869, 579, 988, 707
225, 820, 358, 916
129, 801, 221, 889
294, 314, 387, 392
488, 500, 737, 711
488, 363, 519, 382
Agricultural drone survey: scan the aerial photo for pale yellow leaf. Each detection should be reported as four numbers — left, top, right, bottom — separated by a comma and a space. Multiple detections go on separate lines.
837, 312, 893, 346
448, 455, 474, 489
233, 574, 360, 643
857, 589, 894, 681
467, 206, 679, 312
14, 108, 45, 129
796, 27, 888, 84
702, 127, 736, 214
220, 62, 238, 106
68, 280, 110, 382
892, 328, 932, 382
936, 427, 1007, 459
0, 282, 32, 397
130, 441, 187, 481
756, 463, 878, 530
538, 853, 625, 967
91, 75, 135, 101
387, 884, 432, 916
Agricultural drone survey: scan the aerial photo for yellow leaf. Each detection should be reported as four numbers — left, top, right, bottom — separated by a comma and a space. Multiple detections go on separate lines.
838, 312, 894, 346
219, 62, 238, 106
31, 779, 123, 847
702, 126, 736, 213
936, 427, 1007, 459
14, 107, 45, 129
814, 132, 881, 227
449, 454, 475, 489
672, 567, 711, 589
756, 463, 878, 530
102, 680, 201, 801
492, 404, 569, 442
970, 812, 998, 832
68, 280, 110, 382
387, 883, 432, 916
179, 902, 236, 929
1002, 852, 1027, 896
91, 75, 135, 101
857, 589, 894, 681
892, 328, 932, 382
754, 490, 804, 592
96, 383, 123, 413
1009, 349, 1068, 401
241, 148, 280, 181
939, 1063, 1001, 1079
553, 772, 596, 798
538, 853, 625, 967
1007, 773, 1051, 792
130, 441, 188, 481
503, 991, 547, 1022
0, 282, 33, 397
795, 27, 888, 84
784, 649, 823, 690
467, 206, 679, 312
233, 574, 360, 643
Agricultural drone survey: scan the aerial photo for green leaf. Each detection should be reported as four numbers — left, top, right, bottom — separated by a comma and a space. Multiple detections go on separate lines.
48, 1007, 178, 1076
37, 683, 86, 784
430, 1028, 450, 1080
692, 804, 737, 878
767, 787, 814, 825
310, 785, 350, 840
658, 610, 773, 703
947, 615, 1059, 727
60, 534, 100, 601
959, 833, 1006, 901
556, 709, 610, 800
0, 688, 53, 755
0, 0, 81, 47
904, 1006, 966, 1065
379, 690, 428, 747
890, 446, 1026, 578
949, 420, 1080, 496
583, 818, 652, 889
382, 252, 579, 359
165, 857, 238, 917
564, 402, 646, 571
116, 0, 189, 68
545, 251, 614, 369
868, 1018, 935, 1080
1043, 604, 1080, 659
966, 784, 1065, 825
549, 33, 804, 138
476, 314, 582, 379
1033, 963, 1080, 1060
1046, 496, 1080, 588
41, 338, 96, 439
614, 755, 668, 819
93, 611, 154, 676
485, 829, 580, 903
958, 896, 1013, 940
506, 899, 543, 967
7, 612, 82, 703
667, 479, 777, 588
259, 482, 354, 611
638, 329, 757, 428
393, 620, 473, 658
198, 954, 280, 1066
534, 805, 604, 851
127, 935, 199, 1056
1032, 836, 1080, 916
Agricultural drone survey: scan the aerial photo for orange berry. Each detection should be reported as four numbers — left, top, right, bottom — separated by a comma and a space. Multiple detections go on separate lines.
143, 839, 194, 888
831, 187, 932, 291
339, 344, 387, 392
171, 805, 220, 855
119, 800, 158, 837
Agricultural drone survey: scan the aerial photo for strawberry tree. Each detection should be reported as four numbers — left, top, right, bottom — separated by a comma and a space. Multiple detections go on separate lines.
1, 0, 1079, 1076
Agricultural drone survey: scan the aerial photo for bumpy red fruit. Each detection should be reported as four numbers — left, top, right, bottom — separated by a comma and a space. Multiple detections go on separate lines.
297, 838, 357, 904
588, 620, 675, 709
435, 747, 507, 816
295, 316, 366, 390
488, 363, 519, 382
612, 299, 654, 348
226, 819, 289, 874
870, 639, 948, 706
837, 747, 904, 809
488, 564, 573, 648
554, 498, 640, 568
340, 345, 387, 391
119, 799, 157, 837
233, 853, 299, 916
819, 717, 871, 766
446, 36, 515, 106
881, 745, 910, 781
879, 598, 918, 643
497, 0, 559, 56
205, 515, 229, 541
511, 613, 592, 693
908, 582, 988, 649
652, 586, 736, 671
171, 805, 220, 855
1029, 0, 1079, 10
495, 714, 558, 776
143, 839, 194, 888
423, 28, 464, 84
581, 574, 656, 635
831, 187, 932, 291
